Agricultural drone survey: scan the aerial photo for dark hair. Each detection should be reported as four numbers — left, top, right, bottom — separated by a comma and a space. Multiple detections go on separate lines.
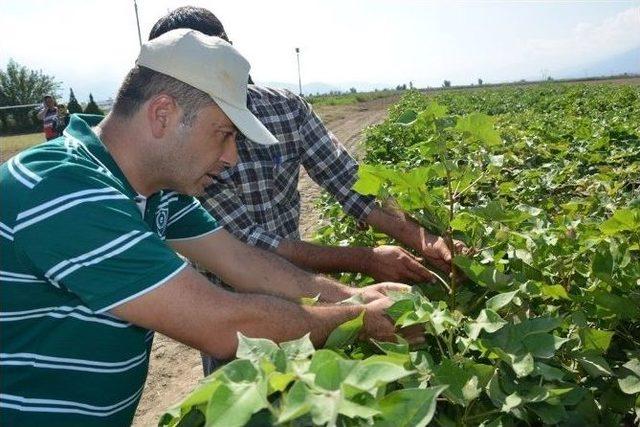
148, 6, 255, 84
111, 66, 213, 125
149, 6, 228, 41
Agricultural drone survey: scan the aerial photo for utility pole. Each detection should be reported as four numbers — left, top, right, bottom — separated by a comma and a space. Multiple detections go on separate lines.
295, 48, 302, 97
134, 0, 143, 47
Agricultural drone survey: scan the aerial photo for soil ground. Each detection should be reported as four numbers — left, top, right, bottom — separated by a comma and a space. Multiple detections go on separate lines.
131, 94, 400, 426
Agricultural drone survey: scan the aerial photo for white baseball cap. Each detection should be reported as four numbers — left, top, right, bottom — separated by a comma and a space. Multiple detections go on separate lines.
136, 28, 278, 145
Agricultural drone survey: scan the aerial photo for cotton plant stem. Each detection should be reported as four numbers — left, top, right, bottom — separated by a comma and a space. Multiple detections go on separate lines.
444, 162, 458, 309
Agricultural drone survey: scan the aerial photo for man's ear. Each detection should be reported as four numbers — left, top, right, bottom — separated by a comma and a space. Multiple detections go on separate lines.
147, 94, 179, 138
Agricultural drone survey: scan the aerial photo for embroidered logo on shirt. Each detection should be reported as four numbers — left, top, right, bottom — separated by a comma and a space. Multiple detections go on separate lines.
155, 207, 168, 237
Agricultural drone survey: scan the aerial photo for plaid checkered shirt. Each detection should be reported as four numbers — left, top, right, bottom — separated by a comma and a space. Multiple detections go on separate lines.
200, 85, 376, 253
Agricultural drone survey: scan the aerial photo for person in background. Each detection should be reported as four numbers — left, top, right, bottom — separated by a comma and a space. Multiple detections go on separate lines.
36, 95, 60, 140
56, 103, 70, 133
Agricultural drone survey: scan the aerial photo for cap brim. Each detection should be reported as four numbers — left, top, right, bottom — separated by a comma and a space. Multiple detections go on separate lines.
214, 97, 278, 145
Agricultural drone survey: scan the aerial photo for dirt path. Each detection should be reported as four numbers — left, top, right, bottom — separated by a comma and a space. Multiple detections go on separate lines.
131, 95, 399, 427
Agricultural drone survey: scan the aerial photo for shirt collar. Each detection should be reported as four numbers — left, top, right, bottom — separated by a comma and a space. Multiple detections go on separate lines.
63, 114, 138, 198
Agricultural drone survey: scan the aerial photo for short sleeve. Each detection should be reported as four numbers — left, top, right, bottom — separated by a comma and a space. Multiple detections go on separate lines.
200, 180, 283, 250
164, 195, 221, 241
13, 170, 187, 313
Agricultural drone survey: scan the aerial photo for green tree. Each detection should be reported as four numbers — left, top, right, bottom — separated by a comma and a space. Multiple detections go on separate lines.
0, 59, 61, 133
443, 80, 451, 88
83, 93, 104, 115
67, 88, 83, 114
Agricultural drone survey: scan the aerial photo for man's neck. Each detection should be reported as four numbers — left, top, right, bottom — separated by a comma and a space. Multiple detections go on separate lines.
94, 113, 162, 197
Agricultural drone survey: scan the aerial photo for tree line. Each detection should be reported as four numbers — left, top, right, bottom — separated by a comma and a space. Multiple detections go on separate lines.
0, 59, 104, 135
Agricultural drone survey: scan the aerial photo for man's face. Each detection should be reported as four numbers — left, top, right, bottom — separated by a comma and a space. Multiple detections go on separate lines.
166, 103, 238, 196
44, 97, 54, 108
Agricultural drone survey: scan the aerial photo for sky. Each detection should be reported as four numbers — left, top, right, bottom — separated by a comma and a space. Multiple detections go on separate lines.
1, 0, 639, 102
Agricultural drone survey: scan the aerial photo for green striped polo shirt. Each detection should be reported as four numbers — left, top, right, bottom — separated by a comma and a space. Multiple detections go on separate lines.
0, 114, 220, 427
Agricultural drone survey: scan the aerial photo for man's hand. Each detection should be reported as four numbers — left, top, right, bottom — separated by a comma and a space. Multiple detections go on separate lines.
365, 245, 435, 283
360, 297, 425, 345
352, 282, 411, 303
360, 297, 397, 343
419, 235, 469, 273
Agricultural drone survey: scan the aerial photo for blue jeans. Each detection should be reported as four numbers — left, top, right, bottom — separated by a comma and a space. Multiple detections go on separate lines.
200, 353, 231, 376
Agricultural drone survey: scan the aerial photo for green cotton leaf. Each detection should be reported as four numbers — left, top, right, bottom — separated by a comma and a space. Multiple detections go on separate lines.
336, 292, 367, 306
618, 359, 640, 395
575, 350, 614, 378
432, 358, 480, 406
462, 376, 482, 402
353, 164, 387, 195
523, 333, 570, 359
417, 139, 446, 157
591, 290, 640, 319
307, 388, 341, 426
466, 309, 507, 339
591, 244, 614, 283
371, 339, 411, 364
511, 353, 535, 378
421, 102, 448, 120
376, 386, 447, 427
486, 372, 524, 413
219, 359, 260, 383
268, 371, 296, 393
324, 310, 365, 349
532, 362, 566, 381
277, 381, 312, 423
236, 333, 286, 371
450, 212, 482, 233
205, 379, 269, 427
483, 316, 562, 359
309, 349, 356, 391
171, 408, 205, 427
337, 398, 381, 420
472, 201, 533, 225
372, 338, 409, 356
600, 208, 640, 235
300, 294, 320, 306
387, 297, 416, 322
486, 290, 519, 311
488, 154, 504, 167
579, 328, 615, 353
501, 393, 523, 412
396, 109, 418, 125
529, 402, 568, 425
453, 255, 512, 290
164, 378, 221, 419
540, 284, 571, 301
279, 333, 315, 361
454, 113, 502, 147
344, 356, 415, 394
428, 306, 459, 335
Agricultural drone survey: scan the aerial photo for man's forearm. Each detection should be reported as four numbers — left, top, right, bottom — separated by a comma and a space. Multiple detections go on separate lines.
170, 230, 355, 304
365, 206, 425, 251
276, 239, 372, 277
112, 267, 364, 360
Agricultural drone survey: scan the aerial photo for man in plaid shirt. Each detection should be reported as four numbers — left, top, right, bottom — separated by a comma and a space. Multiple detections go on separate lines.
151, 8, 463, 287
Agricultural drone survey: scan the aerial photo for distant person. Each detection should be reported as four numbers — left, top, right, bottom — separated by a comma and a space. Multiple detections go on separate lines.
149, 6, 468, 375
36, 95, 59, 140
1, 29, 415, 427
56, 103, 70, 133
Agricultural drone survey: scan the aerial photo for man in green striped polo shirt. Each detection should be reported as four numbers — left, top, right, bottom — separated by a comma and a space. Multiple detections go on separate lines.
0, 30, 416, 427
